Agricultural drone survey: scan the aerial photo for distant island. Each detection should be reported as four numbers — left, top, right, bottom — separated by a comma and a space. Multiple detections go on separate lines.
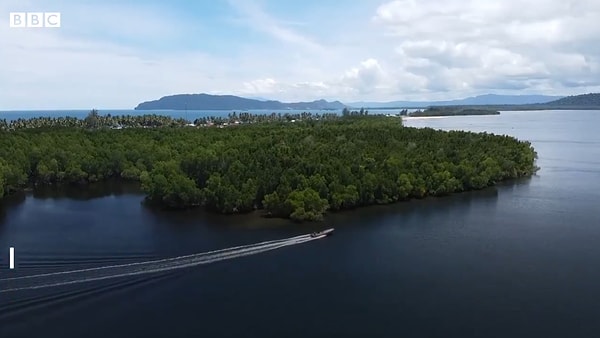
134, 92, 600, 112
348, 94, 563, 109
409, 107, 500, 117
541, 93, 600, 107
423, 93, 600, 111
135, 93, 346, 110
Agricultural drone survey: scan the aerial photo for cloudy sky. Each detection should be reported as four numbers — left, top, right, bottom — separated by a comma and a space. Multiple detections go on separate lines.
1, 0, 599, 109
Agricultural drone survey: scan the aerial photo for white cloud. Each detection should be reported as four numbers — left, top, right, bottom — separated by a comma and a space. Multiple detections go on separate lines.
227, 0, 325, 54
1, 0, 600, 108
372, 0, 600, 98
341, 58, 386, 94
243, 78, 279, 94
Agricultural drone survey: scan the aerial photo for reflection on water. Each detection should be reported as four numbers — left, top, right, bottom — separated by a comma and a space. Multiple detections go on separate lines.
31, 180, 143, 201
1, 176, 522, 225
0, 192, 25, 227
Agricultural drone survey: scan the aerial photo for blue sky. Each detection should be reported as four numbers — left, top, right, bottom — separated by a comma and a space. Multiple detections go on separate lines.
1, 0, 599, 109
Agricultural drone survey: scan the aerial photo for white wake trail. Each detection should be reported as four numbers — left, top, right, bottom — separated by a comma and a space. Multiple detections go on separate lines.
2, 233, 310, 281
0, 234, 323, 293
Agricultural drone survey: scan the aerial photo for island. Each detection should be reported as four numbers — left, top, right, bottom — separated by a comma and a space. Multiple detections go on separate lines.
135, 93, 346, 110
534, 92, 600, 109
433, 93, 600, 111
133, 92, 600, 112
409, 107, 500, 117
0, 112, 538, 221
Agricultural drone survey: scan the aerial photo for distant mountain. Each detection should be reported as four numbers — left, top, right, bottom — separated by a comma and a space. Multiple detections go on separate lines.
348, 94, 563, 108
242, 96, 270, 101
545, 93, 600, 106
135, 94, 346, 110
135, 92, 598, 111
451, 94, 564, 105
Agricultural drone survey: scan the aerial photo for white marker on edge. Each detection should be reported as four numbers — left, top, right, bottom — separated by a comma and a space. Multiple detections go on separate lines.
9, 247, 14, 269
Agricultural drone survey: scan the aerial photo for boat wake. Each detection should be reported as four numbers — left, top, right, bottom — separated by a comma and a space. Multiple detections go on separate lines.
0, 233, 324, 293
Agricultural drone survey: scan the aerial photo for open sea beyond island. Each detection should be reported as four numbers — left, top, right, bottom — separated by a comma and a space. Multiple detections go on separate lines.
0, 110, 599, 337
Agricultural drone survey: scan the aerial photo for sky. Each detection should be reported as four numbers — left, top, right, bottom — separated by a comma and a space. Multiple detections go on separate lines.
1, 0, 599, 109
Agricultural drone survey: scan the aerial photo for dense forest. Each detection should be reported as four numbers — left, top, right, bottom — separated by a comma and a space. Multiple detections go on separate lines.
0, 113, 189, 130
0, 115, 538, 221
0, 110, 340, 131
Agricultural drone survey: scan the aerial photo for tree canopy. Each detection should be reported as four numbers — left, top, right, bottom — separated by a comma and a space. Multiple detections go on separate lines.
0, 115, 538, 221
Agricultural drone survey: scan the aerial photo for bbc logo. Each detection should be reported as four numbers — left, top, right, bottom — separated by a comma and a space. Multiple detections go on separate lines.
9, 12, 61, 28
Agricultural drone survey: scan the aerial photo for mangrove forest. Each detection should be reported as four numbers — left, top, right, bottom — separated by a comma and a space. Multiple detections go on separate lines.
0, 114, 538, 221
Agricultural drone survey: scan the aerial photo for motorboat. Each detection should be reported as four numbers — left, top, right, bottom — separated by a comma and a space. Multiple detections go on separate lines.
310, 228, 334, 238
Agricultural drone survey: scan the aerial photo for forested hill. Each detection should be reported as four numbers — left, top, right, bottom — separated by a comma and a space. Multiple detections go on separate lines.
420, 92, 600, 111
135, 93, 346, 110
545, 93, 600, 106
0, 116, 538, 221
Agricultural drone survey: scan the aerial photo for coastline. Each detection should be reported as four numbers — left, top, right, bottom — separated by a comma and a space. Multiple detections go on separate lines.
0, 117, 538, 222
0, 175, 534, 228
402, 114, 501, 120
402, 116, 450, 120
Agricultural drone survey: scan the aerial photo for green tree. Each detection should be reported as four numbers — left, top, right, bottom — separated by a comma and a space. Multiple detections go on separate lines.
0, 115, 538, 221
84, 109, 100, 129
285, 188, 329, 221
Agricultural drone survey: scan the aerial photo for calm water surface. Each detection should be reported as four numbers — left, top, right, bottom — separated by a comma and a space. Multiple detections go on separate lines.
0, 110, 599, 337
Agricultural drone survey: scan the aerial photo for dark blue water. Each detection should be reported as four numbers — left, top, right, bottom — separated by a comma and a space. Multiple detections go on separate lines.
0, 110, 599, 337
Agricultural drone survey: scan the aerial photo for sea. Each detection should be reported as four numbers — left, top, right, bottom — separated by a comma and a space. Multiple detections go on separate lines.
0, 110, 599, 338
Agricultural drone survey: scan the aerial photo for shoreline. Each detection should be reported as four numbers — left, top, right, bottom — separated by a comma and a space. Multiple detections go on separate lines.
402, 116, 450, 120
403, 114, 502, 120
1, 174, 536, 224
0, 117, 538, 222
